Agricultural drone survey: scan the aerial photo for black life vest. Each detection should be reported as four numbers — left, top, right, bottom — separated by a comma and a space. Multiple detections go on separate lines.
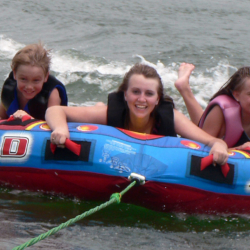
1, 71, 68, 120
107, 91, 176, 137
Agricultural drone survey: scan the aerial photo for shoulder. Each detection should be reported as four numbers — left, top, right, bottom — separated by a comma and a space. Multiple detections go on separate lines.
206, 105, 224, 118
47, 88, 61, 107
43, 75, 66, 92
209, 95, 239, 109
202, 105, 225, 138
203, 105, 225, 127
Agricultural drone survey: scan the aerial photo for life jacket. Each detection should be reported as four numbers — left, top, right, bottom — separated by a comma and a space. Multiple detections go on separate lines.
199, 95, 244, 147
1, 71, 68, 120
107, 91, 176, 137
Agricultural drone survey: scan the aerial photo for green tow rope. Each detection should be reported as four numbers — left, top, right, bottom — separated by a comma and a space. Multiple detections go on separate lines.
12, 180, 137, 250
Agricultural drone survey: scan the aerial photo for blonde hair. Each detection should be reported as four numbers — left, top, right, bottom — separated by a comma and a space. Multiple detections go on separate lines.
11, 42, 51, 75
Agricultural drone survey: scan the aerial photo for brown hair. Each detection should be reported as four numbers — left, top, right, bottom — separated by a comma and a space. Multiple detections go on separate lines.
11, 42, 51, 75
118, 63, 174, 104
211, 66, 250, 100
117, 63, 174, 130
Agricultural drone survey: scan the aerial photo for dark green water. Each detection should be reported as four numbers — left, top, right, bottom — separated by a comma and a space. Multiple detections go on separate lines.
1, 188, 250, 249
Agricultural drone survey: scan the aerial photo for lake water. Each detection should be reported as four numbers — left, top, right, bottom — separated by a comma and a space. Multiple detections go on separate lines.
1, 0, 250, 249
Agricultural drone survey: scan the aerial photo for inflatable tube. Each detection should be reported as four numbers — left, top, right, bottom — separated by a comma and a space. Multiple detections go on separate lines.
0, 117, 250, 215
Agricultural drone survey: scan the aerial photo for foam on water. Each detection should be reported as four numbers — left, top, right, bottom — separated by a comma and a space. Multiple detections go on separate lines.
188, 60, 237, 108
131, 55, 237, 109
0, 35, 24, 59
0, 35, 239, 110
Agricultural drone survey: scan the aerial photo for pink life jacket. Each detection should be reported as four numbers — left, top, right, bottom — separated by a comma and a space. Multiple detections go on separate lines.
199, 95, 244, 147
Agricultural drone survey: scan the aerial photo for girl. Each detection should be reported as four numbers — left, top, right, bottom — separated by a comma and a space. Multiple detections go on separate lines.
0, 43, 68, 120
46, 63, 228, 165
175, 63, 250, 148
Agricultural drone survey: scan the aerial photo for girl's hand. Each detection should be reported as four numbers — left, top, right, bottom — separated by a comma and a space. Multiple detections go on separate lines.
209, 141, 228, 165
50, 128, 70, 148
12, 110, 33, 119
234, 142, 250, 150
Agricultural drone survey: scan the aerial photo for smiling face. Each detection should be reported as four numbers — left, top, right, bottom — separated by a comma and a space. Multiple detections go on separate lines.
14, 65, 49, 102
124, 74, 159, 121
233, 77, 250, 116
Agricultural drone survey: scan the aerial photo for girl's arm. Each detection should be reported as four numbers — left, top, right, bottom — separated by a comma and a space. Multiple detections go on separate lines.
174, 109, 228, 165
47, 88, 62, 107
201, 105, 225, 138
45, 105, 108, 145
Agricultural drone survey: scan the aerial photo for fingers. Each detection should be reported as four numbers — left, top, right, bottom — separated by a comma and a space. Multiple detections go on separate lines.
50, 132, 67, 147
211, 147, 228, 165
212, 152, 228, 166
209, 142, 228, 166
235, 142, 250, 150
12, 110, 29, 119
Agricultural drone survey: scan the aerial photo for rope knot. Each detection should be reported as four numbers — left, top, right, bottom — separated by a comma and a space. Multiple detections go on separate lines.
110, 193, 121, 204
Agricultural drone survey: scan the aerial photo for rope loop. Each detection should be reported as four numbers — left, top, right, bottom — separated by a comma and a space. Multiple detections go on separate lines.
110, 193, 121, 204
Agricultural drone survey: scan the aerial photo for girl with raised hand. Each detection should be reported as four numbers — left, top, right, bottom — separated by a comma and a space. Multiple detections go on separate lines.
175, 63, 250, 148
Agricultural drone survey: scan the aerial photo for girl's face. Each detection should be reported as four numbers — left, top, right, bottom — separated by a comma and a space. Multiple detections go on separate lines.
124, 74, 159, 121
233, 77, 250, 115
14, 65, 49, 101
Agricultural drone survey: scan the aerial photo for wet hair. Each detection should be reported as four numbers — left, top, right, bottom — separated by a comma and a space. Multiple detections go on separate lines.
118, 63, 174, 104
211, 66, 250, 100
11, 42, 51, 75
